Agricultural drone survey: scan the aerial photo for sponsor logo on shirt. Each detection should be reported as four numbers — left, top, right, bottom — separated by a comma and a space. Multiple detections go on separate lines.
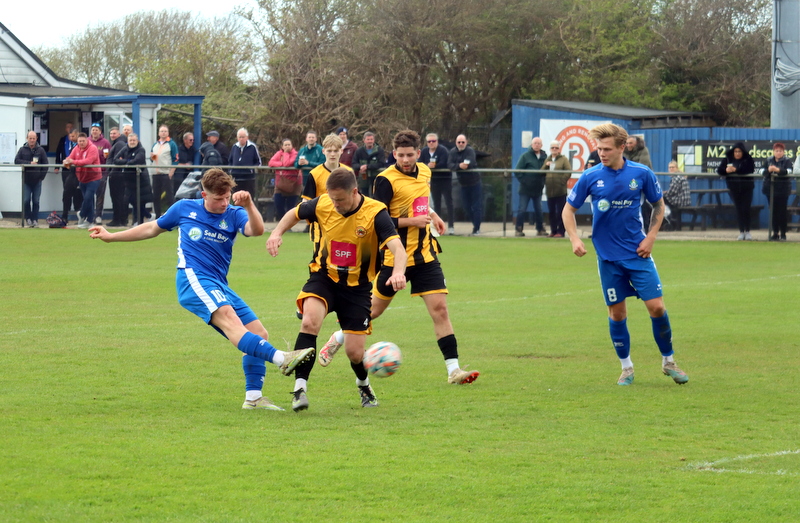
597, 199, 611, 212
189, 227, 203, 241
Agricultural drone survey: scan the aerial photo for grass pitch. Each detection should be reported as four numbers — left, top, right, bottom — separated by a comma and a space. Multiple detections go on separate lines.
1, 229, 799, 522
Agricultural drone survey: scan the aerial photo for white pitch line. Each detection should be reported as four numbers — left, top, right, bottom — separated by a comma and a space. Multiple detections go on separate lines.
687, 449, 800, 476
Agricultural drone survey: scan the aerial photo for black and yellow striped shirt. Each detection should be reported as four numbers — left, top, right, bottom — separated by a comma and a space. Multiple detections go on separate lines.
296, 194, 398, 287
373, 163, 440, 267
301, 163, 354, 200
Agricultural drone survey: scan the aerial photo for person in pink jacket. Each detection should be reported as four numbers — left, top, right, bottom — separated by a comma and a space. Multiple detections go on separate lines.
63, 132, 102, 228
268, 138, 301, 220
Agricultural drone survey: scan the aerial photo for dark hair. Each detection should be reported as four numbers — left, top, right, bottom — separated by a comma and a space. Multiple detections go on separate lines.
201, 168, 236, 195
77, 132, 88, 139
326, 167, 358, 192
306, 130, 318, 137
393, 129, 420, 150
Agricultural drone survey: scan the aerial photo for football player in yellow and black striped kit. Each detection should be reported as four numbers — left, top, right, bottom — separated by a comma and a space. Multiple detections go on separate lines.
319, 130, 480, 385
267, 168, 407, 411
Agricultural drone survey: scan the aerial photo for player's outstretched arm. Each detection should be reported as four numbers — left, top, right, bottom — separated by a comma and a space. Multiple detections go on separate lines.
266, 208, 301, 257
233, 190, 265, 237
562, 203, 586, 257
89, 221, 165, 243
384, 238, 407, 291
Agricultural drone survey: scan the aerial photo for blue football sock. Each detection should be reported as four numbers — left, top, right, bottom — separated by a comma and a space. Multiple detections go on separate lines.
609, 318, 631, 360
237, 331, 278, 363
242, 355, 266, 392
651, 312, 673, 357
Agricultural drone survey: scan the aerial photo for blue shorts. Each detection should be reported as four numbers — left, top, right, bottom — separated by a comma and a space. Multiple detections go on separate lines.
596, 256, 663, 306
176, 268, 258, 327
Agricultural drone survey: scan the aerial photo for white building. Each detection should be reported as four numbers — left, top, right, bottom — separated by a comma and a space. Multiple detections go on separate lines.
0, 22, 203, 220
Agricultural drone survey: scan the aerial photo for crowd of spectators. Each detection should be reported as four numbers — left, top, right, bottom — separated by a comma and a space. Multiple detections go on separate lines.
12, 125, 797, 239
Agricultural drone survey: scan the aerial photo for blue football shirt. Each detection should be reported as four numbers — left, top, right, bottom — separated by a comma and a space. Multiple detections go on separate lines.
157, 199, 250, 283
567, 159, 662, 261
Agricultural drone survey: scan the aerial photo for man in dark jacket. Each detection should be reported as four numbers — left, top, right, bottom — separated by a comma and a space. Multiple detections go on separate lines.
762, 142, 794, 241
203, 130, 229, 165
448, 134, 481, 235
352, 132, 386, 197
336, 127, 358, 168
514, 136, 548, 236
716, 142, 756, 240
174, 132, 197, 198
421, 133, 454, 234
114, 133, 153, 225
107, 127, 131, 226
14, 131, 49, 227
228, 128, 261, 200
59, 129, 83, 225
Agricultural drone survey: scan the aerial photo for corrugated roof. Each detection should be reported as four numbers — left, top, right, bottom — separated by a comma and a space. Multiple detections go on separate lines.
0, 84, 131, 98
512, 99, 708, 120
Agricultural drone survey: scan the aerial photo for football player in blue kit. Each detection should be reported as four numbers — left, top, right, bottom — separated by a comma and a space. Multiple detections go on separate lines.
562, 123, 689, 386
89, 168, 314, 410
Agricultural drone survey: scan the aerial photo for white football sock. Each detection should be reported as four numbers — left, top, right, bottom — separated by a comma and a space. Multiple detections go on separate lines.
356, 377, 369, 387
245, 390, 262, 401
620, 357, 633, 369
445, 358, 460, 375
334, 330, 344, 344
294, 378, 307, 392
272, 352, 285, 366
663, 355, 675, 365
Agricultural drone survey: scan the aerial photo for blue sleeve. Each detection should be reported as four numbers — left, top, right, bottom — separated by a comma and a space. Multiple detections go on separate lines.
157, 199, 184, 231
567, 172, 590, 208
233, 206, 250, 235
170, 141, 179, 165
643, 169, 663, 203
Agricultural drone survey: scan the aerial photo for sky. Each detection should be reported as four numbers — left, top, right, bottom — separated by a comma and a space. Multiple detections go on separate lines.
2, 1, 253, 50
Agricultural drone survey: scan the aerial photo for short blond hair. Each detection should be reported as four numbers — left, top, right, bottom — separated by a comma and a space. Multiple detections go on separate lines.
588, 123, 628, 148
322, 134, 343, 150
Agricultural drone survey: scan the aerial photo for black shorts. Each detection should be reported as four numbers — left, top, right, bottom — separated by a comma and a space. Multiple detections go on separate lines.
374, 261, 448, 300
296, 272, 372, 334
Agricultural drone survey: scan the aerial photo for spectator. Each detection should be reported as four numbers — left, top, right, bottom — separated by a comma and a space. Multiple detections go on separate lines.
352, 131, 386, 197
336, 127, 358, 168
114, 133, 153, 225
623, 135, 652, 168
174, 132, 197, 198
294, 130, 325, 186
662, 161, 690, 212
59, 129, 83, 225
448, 134, 481, 235
228, 127, 262, 201
55, 122, 74, 172
89, 123, 112, 224
762, 142, 793, 242
585, 148, 601, 170
563, 123, 689, 387
14, 131, 48, 227
205, 131, 230, 165
544, 140, 571, 238
716, 142, 755, 241
269, 138, 301, 220
420, 133, 453, 234
63, 132, 102, 229
107, 127, 131, 226
150, 125, 179, 218
514, 136, 548, 237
